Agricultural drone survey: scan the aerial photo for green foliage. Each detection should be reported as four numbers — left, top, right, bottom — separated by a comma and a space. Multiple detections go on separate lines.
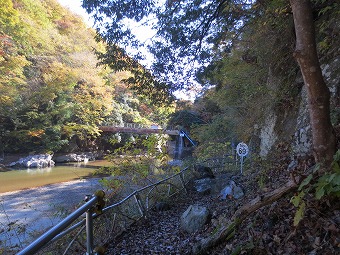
313, 0, 340, 57
82, 0, 261, 90
101, 134, 172, 190
194, 141, 232, 162
168, 110, 205, 129
314, 152, 340, 199
0, 0, 173, 154
0, 0, 20, 34
291, 150, 340, 226
95, 44, 175, 105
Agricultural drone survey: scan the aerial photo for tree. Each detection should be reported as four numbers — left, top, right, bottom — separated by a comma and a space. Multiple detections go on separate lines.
82, 0, 254, 90
83, 0, 337, 167
290, 0, 336, 168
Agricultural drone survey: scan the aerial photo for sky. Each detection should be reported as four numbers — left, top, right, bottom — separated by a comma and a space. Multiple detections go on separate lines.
57, 0, 94, 26
56, 0, 196, 100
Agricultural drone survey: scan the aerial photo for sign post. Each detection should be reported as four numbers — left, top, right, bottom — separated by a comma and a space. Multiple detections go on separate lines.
236, 142, 249, 175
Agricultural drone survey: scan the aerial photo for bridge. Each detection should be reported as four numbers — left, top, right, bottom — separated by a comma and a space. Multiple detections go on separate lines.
99, 123, 197, 159
98, 123, 180, 136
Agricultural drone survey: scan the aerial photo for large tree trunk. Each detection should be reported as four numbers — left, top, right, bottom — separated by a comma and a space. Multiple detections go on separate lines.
290, 0, 336, 169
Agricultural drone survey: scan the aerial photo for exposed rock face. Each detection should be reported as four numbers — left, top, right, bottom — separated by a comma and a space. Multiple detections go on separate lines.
257, 56, 339, 158
180, 205, 210, 233
260, 112, 278, 157
292, 86, 312, 156
8, 154, 55, 168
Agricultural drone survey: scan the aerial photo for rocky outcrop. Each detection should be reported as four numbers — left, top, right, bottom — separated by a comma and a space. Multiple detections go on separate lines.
258, 55, 340, 158
8, 154, 55, 169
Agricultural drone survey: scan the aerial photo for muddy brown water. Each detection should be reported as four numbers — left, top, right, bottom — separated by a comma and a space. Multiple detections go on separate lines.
0, 160, 111, 193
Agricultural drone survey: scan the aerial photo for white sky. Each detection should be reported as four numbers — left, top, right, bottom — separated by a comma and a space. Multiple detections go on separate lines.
56, 0, 196, 100
57, 0, 94, 26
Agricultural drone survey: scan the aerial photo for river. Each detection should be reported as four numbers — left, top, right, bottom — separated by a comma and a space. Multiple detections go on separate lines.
0, 160, 111, 193
0, 160, 112, 251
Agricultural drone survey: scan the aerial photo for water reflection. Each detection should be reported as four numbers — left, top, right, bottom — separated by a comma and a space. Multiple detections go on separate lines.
0, 160, 111, 193
26, 167, 53, 174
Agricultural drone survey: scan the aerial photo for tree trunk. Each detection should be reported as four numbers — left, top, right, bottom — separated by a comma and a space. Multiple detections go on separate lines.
290, 0, 336, 169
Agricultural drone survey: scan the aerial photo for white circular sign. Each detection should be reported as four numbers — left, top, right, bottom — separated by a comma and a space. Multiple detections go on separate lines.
236, 142, 249, 157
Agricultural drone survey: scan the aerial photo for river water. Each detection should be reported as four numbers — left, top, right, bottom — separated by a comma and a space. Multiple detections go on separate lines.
0, 160, 111, 193
0, 160, 112, 251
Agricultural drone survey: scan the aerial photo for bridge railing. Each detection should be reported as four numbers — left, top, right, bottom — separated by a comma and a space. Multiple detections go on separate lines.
100, 122, 177, 131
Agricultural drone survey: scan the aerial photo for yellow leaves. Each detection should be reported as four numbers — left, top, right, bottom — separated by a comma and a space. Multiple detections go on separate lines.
0, 0, 20, 31
0, 95, 12, 107
42, 61, 76, 90
293, 201, 306, 227
28, 129, 45, 138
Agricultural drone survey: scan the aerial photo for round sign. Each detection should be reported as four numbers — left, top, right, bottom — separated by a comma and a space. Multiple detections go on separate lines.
236, 142, 249, 157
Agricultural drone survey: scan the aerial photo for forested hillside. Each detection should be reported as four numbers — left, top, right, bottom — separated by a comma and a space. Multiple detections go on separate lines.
0, 0, 174, 154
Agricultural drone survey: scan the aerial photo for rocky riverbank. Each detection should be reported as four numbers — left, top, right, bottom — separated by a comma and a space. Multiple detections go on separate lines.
0, 152, 104, 170
0, 178, 104, 252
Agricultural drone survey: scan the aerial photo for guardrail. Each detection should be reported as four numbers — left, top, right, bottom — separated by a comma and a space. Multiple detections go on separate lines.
17, 166, 193, 255
17, 191, 105, 255
17, 157, 238, 255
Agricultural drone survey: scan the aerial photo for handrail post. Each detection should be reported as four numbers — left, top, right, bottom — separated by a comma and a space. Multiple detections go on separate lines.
179, 172, 187, 193
86, 208, 94, 255
134, 193, 146, 217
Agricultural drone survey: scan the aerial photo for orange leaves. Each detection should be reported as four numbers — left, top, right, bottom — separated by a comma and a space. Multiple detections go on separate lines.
28, 129, 45, 138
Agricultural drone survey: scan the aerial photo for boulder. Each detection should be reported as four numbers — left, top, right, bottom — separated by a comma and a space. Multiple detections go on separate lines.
8, 154, 55, 169
180, 205, 210, 233
194, 178, 216, 195
220, 180, 244, 200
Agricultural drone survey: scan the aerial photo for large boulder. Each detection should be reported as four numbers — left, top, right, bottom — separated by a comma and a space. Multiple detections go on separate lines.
8, 154, 55, 169
180, 205, 210, 233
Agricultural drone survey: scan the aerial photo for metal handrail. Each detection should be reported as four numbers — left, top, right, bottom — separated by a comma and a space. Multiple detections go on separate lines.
104, 167, 188, 212
16, 155, 238, 254
17, 195, 100, 255
17, 167, 190, 255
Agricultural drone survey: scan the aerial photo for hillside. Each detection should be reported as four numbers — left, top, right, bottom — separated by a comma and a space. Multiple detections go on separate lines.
1, 1, 340, 254
0, 0, 174, 154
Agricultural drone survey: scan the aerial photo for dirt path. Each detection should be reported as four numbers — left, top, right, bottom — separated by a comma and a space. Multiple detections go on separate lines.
105, 190, 232, 255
